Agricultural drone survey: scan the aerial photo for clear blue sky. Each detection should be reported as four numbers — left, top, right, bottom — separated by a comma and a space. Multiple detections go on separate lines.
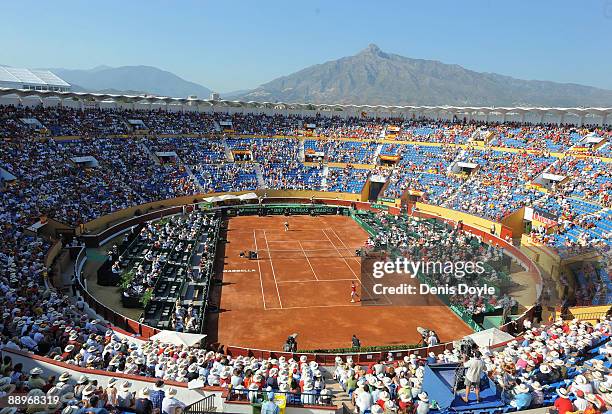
1, 0, 611, 92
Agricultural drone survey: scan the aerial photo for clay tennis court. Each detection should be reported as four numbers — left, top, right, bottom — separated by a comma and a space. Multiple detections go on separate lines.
207, 215, 473, 351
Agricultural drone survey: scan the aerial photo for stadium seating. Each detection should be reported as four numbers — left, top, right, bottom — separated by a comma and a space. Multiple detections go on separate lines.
192, 163, 258, 192
489, 126, 585, 152
263, 162, 324, 190
147, 136, 227, 164
449, 150, 555, 221
327, 166, 370, 193
1, 104, 612, 414
327, 140, 379, 164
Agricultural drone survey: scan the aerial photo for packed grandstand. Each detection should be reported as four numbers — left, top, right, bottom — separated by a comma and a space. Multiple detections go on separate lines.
0, 101, 611, 414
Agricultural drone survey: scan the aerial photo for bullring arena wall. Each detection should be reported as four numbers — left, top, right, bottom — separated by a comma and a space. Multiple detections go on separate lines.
79, 190, 366, 235
30, 191, 546, 411
71, 191, 542, 345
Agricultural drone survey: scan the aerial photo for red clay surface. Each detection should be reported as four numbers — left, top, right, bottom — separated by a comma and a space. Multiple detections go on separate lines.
209, 215, 473, 351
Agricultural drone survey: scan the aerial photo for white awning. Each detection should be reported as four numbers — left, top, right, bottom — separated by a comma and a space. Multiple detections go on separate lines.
583, 134, 605, 144
26, 220, 47, 233
238, 192, 259, 200
466, 328, 514, 348
541, 173, 566, 182
71, 156, 97, 164
457, 162, 478, 169
155, 151, 178, 158
369, 174, 387, 183
149, 330, 206, 347
203, 193, 258, 203
306, 151, 325, 157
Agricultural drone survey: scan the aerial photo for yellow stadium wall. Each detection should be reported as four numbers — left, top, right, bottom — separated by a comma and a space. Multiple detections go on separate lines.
566, 305, 611, 323
259, 189, 365, 202
415, 202, 501, 234
324, 162, 375, 170
81, 190, 365, 234
520, 235, 569, 299
501, 207, 526, 238
361, 180, 372, 201
520, 235, 560, 276
44, 240, 64, 268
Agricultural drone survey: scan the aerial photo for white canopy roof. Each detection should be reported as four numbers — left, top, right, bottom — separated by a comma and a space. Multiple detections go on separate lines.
70, 156, 97, 164
541, 173, 566, 182
457, 162, 479, 169
202, 192, 258, 203
238, 192, 259, 200
583, 134, 605, 144
0, 67, 70, 87
466, 327, 514, 348
1, 87, 610, 118
149, 330, 206, 347
155, 151, 178, 158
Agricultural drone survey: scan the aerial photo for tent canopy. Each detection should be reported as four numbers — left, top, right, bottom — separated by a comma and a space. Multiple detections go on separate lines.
149, 330, 206, 347
202, 192, 258, 203
238, 192, 258, 200
466, 328, 514, 348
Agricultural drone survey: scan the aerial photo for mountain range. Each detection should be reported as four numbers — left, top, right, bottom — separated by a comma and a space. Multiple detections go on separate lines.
48, 65, 212, 98
32, 45, 612, 106
238, 44, 612, 107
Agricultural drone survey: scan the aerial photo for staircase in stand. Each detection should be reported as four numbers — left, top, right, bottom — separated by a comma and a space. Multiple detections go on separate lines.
321, 164, 329, 189
140, 141, 160, 164
185, 393, 217, 413
372, 143, 384, 162
442, 173, 475, 208
222, 137, 234, 162
183, 163, 205, 193
254, 163, 266, 189
447, 149, 466, 174
298, 139, 306, 162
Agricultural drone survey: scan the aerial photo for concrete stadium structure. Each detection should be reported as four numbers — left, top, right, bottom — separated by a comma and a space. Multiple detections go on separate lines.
1, 87, 611, 126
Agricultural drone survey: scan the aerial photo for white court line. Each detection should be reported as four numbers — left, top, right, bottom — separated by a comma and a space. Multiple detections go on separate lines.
262, 229, 283, 309
321, 229, 359, 277
320, 228, 376, 304
297, 240, 319, 281
229, 229, 330, 233
325, 224, 393, 306
265, 302, 387, 310
257, 248, 354, 252
253, 230, 267, 310
265, 239, 331, 243
277, 278, 360, 283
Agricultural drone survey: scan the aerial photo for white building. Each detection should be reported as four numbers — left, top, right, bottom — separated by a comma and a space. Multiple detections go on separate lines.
0, 66, 70, 92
